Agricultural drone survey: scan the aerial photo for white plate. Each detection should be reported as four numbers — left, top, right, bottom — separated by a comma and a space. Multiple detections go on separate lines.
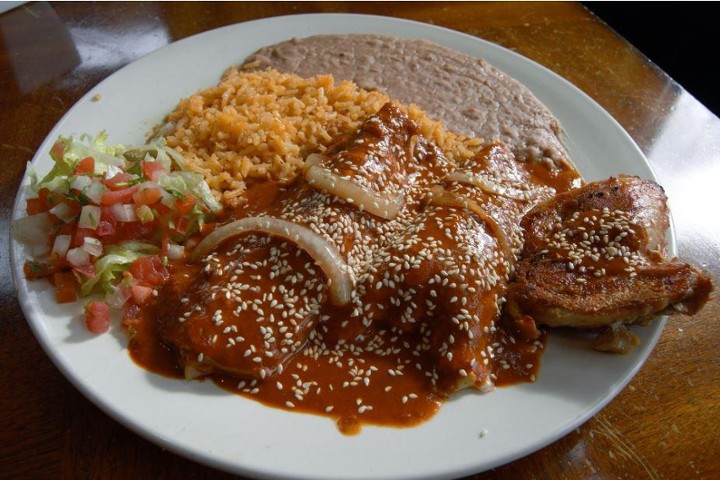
10, 13, 668, 480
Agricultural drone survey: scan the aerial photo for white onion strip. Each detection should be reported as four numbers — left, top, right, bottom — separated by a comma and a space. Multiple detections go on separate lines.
426, 186, 512, 265
305, 163, 404, 220
446, 171, 535, 201
191, 217, 355, 306
304, 153, 404, 220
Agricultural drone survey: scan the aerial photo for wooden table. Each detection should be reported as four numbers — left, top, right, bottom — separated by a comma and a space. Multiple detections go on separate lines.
1, 2, 717, 479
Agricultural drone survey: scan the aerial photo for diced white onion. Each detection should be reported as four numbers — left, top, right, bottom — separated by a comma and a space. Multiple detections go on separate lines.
191, 216, 355, 306
49, 202, 76, 223
159, 188, 175, 207
110, 203, 137, 222
70, 175, 92, 191
82, 237, 103, 257
135, 205, 154, 224
66, 247, 90, 267
106, 283, 132, 309
137, 180, 159, 191
166, 243, 185, 260
51, 234, 71, 257
106, 164, 123, 179
85, 182, 106, 204
79, 205, 101, 229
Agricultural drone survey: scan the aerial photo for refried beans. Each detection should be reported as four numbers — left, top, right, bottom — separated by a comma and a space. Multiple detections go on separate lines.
243, 34, 571, 169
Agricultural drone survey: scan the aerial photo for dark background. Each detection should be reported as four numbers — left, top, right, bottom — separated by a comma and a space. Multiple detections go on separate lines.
585, 3, 718, 116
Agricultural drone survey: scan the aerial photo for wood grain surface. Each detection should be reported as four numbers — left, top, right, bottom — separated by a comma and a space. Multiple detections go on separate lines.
1, 2, 717, 479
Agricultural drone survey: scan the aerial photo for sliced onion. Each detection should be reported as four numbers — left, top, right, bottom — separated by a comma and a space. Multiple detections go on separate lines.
305, 163, 404, 220
426, 186, 511, 262
106, 164, 123, 180
135, 205, 154, 224
70, 175, 92, 191
191, 217, 354, 306
84, 182, 106, 204
159, 188, 175, 207
52, 234, 71, 257
106, 283, 132, 309
49, 202, 76, 223
67, 247, 90, 267
446, 171, 535, 201
166, 243, 185, 260
82, 237, 103, 257
110, 203, 137, 222
137, 180, 159, 191
79, 205, 101, 229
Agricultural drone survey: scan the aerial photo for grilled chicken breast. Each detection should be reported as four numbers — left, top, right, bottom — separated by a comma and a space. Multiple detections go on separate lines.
506, 176, 713, 352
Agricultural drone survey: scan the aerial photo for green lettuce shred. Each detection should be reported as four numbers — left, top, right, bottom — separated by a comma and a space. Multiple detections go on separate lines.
80, 241, 159, 296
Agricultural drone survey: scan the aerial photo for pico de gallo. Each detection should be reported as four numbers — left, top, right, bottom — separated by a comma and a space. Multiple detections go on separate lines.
13, 132, 222, 333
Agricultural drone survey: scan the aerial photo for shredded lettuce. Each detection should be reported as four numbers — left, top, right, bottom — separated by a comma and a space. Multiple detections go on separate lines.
159, 171, 222, 213
26, 162, 40, 193
122, 138, 187, 172
39, 143, 76, 188
161, 142, 188, 171
80, 241, 159, 295
38, 132, 126, 189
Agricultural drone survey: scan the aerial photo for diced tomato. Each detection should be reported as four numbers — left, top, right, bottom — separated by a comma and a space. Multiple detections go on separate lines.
98, 206, 118, 234
95, 221, 115, 237
26, 197, 47, 215
129, 255, 169, 287
72, 227, 97, 247
54, 271, 78, 304
154, 202, 171, 215
24, 260, 56, 280
101, 186, 139, 205
49, 253, 70, 270
55, 223, 75, 242
114, 220, 157, 242
75, 157, 95, 175
84, 301, 111, 333
26, 188, 54, 215
174, 195, 196, 214
104, 172, 134, 191
133, 187, 162, 206
131, 283, 154, 305
100, 205, 116, 220
141, 161, 166, 181
63, 197, 82, 215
